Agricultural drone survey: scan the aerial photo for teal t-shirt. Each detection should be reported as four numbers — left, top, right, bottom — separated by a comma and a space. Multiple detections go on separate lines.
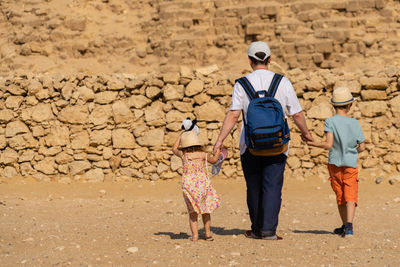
324, 115, 365, 168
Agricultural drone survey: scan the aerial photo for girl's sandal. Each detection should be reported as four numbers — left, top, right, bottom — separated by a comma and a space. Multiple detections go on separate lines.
190, 237, 198, 242
205, 236, 214, 241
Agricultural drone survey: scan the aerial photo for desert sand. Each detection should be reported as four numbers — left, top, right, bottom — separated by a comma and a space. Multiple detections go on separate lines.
1, 173, 399, 266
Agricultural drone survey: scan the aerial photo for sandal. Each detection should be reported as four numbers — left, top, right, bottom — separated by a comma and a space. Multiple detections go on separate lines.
189, 237, 198, 242
205, 236, 214, 241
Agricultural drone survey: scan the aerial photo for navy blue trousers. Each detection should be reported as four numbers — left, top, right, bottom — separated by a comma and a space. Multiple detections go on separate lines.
240, 149, 287, 237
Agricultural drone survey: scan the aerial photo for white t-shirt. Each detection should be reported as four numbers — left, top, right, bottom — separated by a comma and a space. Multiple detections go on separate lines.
230, 69, 302, 155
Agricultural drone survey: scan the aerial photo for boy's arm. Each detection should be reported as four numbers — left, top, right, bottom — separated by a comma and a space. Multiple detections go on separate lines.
172, 133, 183, 157
357, 142, 365, 153
307, 132, 333, 150
207, 148, 221, 164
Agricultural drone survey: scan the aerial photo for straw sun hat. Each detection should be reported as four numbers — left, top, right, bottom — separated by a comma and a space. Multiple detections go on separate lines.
180, 131, 202, 148
330, 87, 356, 106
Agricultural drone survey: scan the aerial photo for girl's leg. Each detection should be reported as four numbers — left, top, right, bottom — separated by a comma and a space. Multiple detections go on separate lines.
337, 204, 347, 224
346, 201, 356, 223
189, 212, 198, 241
201, 213, 211, 238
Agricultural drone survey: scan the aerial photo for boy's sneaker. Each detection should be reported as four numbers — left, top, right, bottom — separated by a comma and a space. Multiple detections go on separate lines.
342, 228, 354, 237
261, 234, 283, 240
333, 225, 345, 235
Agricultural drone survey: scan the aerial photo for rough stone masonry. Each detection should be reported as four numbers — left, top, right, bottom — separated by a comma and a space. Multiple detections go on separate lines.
0, 64, 399, 182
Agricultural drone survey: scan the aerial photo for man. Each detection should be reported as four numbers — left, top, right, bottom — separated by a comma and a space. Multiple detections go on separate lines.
213, 41, 313, 240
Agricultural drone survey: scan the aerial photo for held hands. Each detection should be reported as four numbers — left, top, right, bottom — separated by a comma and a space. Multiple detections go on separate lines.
300, 132, 314, 143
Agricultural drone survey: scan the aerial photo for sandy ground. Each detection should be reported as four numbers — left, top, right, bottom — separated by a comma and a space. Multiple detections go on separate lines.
0, 174, 399, 267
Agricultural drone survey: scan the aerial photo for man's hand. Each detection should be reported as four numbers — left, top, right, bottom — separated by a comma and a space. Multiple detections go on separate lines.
213, 140, 223, 155
300, 132, 314, 142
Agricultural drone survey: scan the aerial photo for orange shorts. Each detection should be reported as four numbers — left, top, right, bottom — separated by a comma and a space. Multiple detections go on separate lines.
328, 164, 359, 206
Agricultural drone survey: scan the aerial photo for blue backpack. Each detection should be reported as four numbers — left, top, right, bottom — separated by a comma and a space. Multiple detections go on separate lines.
236, 73, 290, 156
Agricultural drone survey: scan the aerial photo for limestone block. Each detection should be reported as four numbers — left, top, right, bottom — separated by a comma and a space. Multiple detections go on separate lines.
133, 147, 149, 161
125, 94, 151, 109
71, 131, 89, 150
306, 102, 333, 120
358, 101, 388, 117
362, 157, 378, 168
0, 134, 6, 149
31, 103, 54, 122
107, 77, 125, 90
166, 110, 187, 123
0, 109, 14, 123
20, 162, 33, 176
5, 96, 23, 110
90, 129, 112, 146
144, 102, 165, 125
163, 72, 180, 84
246, 23, 264, 35
145, 86, 161, 99
8, 133, 38, 150
34, 158, 56, 175
18, 150, 35, 163
112, 129, 135, 149
2, 166, 18, 178
185, 79, 204, 96
194, 100, 226, 121
0, 147, 18, 164
89, 105, 112, 125
384, 152, 400, 164
193, 93, 211, 105
95, 91, 118, 104
361, 90, 387, 100
360, 77, 389, 90
5, 120, 29, 137
287, 156, 301, 169
64, 16, 86, 31
77, 86, 95, 103
103, 147, 113, 160
207, 84, 232, 96
58, 105, 89, 124
195, 64, 218, 76
335, 80, 361, 94
55, 152, 74, 164
44, 126, 70, 147
171, 101, 193, 112
84, 168, 104, 182
112, 101, 134, 124
28, 79, 43, 95
170, 154, 182, 171
163, 84, 184, 101
136, 129, 164, 147
389, 95, 400, 113
69, 160, 91, 176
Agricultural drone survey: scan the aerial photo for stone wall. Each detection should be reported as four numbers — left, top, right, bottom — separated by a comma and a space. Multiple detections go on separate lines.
0, 65, 399, 182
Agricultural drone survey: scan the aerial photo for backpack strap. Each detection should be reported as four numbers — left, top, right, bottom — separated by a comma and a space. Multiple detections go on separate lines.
235, 77, 257, 101
267, 73, 283, 98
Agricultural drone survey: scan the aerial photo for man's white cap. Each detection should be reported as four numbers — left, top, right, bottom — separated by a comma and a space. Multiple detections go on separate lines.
248, 41, 271, 61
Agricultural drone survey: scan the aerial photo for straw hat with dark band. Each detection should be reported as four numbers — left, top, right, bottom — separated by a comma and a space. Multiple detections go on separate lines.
330, 87, 356, 106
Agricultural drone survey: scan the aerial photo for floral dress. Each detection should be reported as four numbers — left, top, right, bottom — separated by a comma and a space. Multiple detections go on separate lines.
181, 152, 221, 214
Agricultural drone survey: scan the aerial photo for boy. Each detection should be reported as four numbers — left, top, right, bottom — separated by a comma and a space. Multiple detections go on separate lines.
307, 87, 365, 237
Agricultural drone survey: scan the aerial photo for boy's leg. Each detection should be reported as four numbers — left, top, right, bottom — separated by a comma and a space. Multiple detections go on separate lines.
337, 204, 347, 224
201, 213, 212, 238
189, 212, 199, 241
346, 201, 356, 223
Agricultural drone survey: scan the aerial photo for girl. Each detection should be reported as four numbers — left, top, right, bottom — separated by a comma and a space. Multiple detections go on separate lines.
172, 131, 221, 242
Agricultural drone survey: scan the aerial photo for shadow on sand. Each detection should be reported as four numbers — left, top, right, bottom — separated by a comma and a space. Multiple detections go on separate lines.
154, 227, 245, 240
291, 229, 332, 235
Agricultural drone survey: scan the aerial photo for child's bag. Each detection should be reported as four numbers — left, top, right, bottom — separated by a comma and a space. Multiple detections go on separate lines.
235, 73, 290, 156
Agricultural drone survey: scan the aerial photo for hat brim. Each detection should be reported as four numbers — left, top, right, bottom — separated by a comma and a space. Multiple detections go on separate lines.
330, 97, 356, 106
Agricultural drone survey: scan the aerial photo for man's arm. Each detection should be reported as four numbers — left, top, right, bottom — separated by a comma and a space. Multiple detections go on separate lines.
291, 111, 314, 142
213, 110, 241, 154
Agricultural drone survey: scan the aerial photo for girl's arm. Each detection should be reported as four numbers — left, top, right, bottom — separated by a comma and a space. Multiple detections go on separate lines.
207, 147, 221, 164
172, 133, 183, 157
306, 132, 333, 150
357, 142, 365, 153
